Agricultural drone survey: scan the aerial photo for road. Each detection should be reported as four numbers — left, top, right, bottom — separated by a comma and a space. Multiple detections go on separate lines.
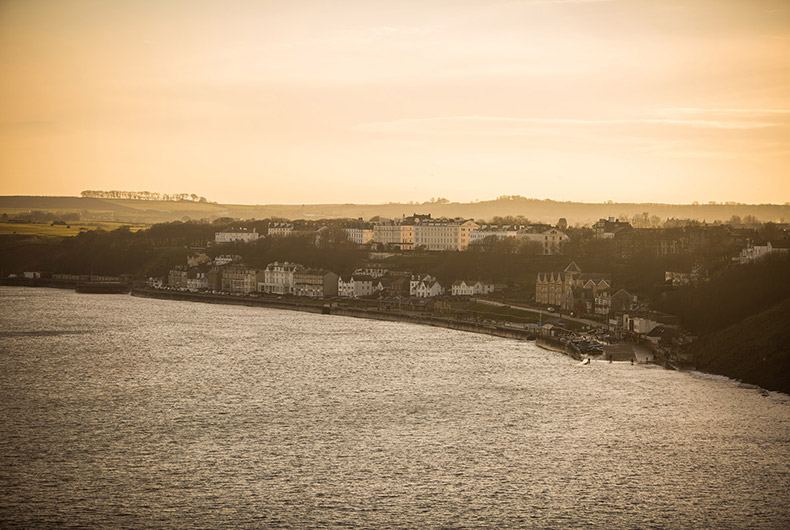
472, 298, 608, 329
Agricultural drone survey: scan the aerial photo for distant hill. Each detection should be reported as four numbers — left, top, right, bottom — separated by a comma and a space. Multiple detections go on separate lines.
1, 195, 788, 225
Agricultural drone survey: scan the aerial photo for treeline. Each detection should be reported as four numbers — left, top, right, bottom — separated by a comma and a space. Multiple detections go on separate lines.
1, 217, 787, 304
653, 252, 790, 334
80, 190, 209, 202
1, 211, 80, 223
0, 220, 364, 278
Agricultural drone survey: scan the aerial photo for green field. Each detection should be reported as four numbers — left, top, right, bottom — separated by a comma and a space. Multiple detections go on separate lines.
2, 195, 789, 225
0, 222, 148, 239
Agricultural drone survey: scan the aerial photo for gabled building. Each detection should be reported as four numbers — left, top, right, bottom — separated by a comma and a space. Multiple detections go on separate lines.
572, 273, 612, 315
267, 223, 294, 237
536, 262, 611, 315
610, 289, 637, 313
737, 241, 790, 264
517, 227, 569, 255
410, 274, 445, 298
373, 275, 410, 297
451, 280, 495, 297
338, 274, 375, 298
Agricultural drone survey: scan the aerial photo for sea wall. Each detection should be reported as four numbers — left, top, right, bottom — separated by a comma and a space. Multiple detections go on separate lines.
1, 278, 78, 289
131, 288, 326, 314
131, 288, 539, 344
535, 336, 582, 360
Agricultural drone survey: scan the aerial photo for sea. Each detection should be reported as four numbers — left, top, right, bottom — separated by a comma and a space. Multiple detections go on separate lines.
1, 286, 788, 529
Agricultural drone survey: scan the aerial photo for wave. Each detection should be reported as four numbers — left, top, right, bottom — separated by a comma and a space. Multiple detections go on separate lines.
686, 370, 790, 403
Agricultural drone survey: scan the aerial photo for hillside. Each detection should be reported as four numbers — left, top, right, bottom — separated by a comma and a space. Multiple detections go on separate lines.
1, 195, 789, 226
691, 298, 790, 394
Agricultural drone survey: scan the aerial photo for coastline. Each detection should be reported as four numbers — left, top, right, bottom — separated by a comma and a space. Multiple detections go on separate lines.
130, 287, 542, 344
0, 283, 655, 366
14, 284, 787, 395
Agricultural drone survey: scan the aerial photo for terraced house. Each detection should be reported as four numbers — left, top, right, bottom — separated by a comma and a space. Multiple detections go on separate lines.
414, 218, 479, 251
260, 261, 303, 294
214, 227, 259, 244
221, 264, 259, 294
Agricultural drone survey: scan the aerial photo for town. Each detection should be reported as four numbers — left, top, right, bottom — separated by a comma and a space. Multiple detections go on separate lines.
4, 208, 789, 382
11, 210, 780, 368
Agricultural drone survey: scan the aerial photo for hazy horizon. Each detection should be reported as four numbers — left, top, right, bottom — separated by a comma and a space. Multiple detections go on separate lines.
2, 0, 789, 204
4, 192, 790, 208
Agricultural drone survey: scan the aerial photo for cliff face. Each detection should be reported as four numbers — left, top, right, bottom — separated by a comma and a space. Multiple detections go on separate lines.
691, 298, 790, 394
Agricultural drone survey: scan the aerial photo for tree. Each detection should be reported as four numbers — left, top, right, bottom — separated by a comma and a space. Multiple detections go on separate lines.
315, 227, 350, 249
760, 222, 781, 243
517, 240, 543, 256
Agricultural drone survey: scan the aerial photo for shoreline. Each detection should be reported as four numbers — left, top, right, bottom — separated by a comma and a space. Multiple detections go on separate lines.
130, 287, 543, 345
1, 283, 656, 366
13, 285, 785, 395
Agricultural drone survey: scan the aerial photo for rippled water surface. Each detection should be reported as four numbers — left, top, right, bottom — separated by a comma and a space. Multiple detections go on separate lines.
1, 287, 789, 529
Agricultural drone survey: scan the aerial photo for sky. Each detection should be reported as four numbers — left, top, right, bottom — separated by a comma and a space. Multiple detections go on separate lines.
1, 0, 789, 205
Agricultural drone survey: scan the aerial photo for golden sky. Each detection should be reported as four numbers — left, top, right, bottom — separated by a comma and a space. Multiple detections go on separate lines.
1, 0, 789, 204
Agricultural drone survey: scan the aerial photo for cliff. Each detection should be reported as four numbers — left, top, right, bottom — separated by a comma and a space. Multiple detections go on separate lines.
691, 297, 790, 394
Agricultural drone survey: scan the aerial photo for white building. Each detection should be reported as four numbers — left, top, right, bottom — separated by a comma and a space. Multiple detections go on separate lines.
338, 274, 376, 298
468, 226, 520, 245
451, 280, 495, 297
214, 227, 259, 245
214, 254, 241, 266
622, 311, 681, 335
410, 274, 445, 298
738, 241, 790, 264
186, 273, 208, 292
517, 227, 569, 255
260, 261, 304, 294
343, 227, 374, 245
373, 221, 415, 250
353, 264, 389, 278
414, 218, 479, 251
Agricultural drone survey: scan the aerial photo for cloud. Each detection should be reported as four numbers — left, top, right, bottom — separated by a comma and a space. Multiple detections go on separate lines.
509, 0, 615, 4
354, 110, 790, 135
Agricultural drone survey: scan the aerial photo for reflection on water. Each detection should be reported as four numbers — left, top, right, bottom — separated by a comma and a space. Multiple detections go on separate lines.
1, 287, 788, 529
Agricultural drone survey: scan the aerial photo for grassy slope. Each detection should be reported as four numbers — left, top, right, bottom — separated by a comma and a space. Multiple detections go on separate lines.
0, 223, 147, 239
2, 196, 790, 225
691, 297, 790, 394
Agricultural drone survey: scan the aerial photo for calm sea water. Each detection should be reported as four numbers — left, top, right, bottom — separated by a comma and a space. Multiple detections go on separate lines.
0, 287, 788, 529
